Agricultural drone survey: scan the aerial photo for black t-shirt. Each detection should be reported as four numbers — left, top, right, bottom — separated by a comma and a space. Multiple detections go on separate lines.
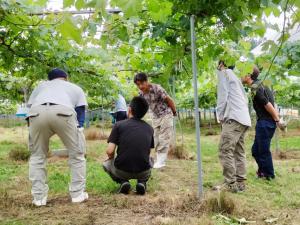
108, 118, 154, 173
252, 81, 275, 120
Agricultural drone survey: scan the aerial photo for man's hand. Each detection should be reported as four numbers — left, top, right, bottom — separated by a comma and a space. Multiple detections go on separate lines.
106, 143, 116, 159
165, 96, 177, 117
276, 119, 287, 131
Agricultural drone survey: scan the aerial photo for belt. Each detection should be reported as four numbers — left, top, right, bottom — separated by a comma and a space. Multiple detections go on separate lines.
41, 103, 58, 106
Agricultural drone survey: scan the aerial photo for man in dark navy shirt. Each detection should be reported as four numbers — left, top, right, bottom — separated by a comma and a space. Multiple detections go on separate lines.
103, 96, 154, 195
243, 66, 285, 180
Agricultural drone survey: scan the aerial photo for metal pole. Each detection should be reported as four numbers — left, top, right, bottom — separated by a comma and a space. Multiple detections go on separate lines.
190, 15, 203, 197
172, 74, 177, 145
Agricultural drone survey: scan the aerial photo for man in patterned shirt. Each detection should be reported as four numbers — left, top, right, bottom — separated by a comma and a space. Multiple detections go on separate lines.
134, 72, 177, 169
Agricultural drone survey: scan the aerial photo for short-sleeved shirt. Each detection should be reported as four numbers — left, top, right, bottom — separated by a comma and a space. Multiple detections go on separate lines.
28, 79, 87, 109
139, 84, 172, 119
252, 81, 275, 120
108, 118, 154, 173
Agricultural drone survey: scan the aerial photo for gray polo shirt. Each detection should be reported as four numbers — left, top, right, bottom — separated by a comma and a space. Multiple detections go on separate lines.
216, 69, 251, 127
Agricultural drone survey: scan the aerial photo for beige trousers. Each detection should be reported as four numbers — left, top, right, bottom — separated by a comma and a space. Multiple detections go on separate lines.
152, 113, 174, 154
219, 119, 248, 184
28, 104, 86, 200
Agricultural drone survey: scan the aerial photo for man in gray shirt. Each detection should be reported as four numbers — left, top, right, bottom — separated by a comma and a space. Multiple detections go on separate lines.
215, 61, 251, 192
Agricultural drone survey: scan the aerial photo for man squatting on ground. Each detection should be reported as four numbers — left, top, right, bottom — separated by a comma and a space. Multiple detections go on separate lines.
242, 66, 285, 180
134, 72, 177, 169
216, 61, 251, 193
27, 68, 88, 206
103, 96, 154, 195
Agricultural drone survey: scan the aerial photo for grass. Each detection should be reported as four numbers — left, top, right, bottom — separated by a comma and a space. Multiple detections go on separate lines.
0, 121, 299, 225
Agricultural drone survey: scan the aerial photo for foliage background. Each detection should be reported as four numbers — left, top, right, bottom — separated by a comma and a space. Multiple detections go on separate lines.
0, 0, 299, 114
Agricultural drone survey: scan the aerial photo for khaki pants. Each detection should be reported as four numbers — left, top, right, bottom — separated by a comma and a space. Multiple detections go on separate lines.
103, 159, 151, 183
152, 113, 173, 154
219, 119, 248, 184
28, 104, 86, 200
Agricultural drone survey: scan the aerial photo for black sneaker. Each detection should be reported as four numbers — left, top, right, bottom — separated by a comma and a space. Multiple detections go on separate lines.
136, 183, 146, 195
265, 175, 275, 181
118, 181, 131, 194
256, 170, 265, 178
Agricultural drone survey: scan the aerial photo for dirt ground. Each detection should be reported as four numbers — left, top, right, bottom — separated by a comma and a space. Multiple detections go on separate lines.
1, 127, 300, 225
1, 159, 300, 225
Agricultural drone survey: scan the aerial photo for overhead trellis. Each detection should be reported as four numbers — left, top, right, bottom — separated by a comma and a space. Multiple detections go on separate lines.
0, 0, 299, 109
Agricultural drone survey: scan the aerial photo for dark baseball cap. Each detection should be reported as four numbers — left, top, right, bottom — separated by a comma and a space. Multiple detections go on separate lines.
48, 68, 68, 80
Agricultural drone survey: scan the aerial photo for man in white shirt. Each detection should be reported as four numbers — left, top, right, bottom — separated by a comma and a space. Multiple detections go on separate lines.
27, 68, 88, 206
114, 94, 127, 122
215, 61, 251, 193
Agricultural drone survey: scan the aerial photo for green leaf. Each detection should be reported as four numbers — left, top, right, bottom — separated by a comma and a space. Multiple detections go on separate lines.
272, 7, 280, 17
119, 44, 134, 55
58, 17, 82, 43
34, 0, 48, 6
147, 0, 173, 22
288, 70, 300, 76
240, 40, 251, 51
95, 0, 107, 16
294, 0, 300, 8
115, 25, 129, 41
236, 61, 253, 77
111, 0, 143, 17
63, 0, 74, 8
261, 40, 276, 51
75, 0, 85, 10
264, 7, 272, 16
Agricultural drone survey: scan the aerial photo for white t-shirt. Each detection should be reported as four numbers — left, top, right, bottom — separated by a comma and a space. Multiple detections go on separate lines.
28, 79, 87, 109
115, 94, 127, 112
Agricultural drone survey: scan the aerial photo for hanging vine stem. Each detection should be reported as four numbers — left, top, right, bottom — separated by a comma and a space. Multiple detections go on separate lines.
261, 0, 290, 83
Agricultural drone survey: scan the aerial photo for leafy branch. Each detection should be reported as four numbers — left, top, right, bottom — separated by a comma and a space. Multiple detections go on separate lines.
261, 0, 290, 82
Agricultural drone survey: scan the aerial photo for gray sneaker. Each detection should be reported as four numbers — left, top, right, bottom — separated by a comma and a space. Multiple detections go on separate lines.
212, 182, 239, 193
227, 182, 239, 193
237, 181, 246, 192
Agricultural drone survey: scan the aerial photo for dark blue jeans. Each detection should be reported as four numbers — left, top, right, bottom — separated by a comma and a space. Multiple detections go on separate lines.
252, 119, 276, 178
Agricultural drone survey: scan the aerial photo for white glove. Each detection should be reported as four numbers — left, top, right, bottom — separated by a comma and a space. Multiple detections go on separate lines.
78, 127, 84, 132
276, 119, 287, 131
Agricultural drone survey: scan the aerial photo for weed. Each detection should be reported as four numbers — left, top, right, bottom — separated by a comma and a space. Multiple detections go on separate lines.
8, 146, 30, 161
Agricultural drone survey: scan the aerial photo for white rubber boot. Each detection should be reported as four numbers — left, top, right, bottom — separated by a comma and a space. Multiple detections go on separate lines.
153, 152, 168, 169
72, 192, 89, 203
32, 195, 47, 206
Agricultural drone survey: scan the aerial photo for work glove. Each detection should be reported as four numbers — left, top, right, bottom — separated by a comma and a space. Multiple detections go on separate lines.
276, 119, 287, 132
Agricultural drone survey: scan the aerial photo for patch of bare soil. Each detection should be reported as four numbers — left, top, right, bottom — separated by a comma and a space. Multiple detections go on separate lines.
1, 160, 299, 225
0, 160, 211, 225
168, 145, 195, 160
85, 129, 108, 141
282, 128, 300, 137
0, 190, 211, 225
273, 150, 300, 160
